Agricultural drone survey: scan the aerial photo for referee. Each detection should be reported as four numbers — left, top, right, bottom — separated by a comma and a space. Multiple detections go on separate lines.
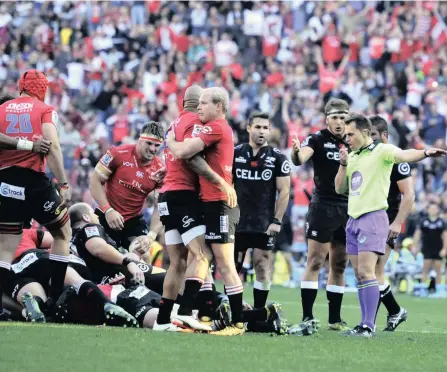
335, 113, 446, 338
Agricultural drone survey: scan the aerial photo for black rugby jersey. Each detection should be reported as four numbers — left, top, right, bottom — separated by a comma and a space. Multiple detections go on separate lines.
419, 217, 445, 250
71, 223, 125, 285
301, 129, 348, 205
388, 162, 411, 211
233, 143, 290, 233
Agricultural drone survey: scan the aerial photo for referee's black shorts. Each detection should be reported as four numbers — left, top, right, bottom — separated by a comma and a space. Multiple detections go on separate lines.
305, 202, 348, 244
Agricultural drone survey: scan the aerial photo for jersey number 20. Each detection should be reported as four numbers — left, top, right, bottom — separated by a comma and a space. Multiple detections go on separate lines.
6, 113, 33, 134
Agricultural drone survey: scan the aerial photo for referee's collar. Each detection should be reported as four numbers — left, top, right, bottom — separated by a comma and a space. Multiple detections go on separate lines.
355, 141, 377, 155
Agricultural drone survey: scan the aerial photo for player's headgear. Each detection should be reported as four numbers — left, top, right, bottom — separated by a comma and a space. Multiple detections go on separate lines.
140, 121, 165, 144
18, 70, 48, 102
325, 99, 349, 117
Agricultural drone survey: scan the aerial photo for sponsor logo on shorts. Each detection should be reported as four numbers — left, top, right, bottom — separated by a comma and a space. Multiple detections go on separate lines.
350, 171, 363, 193
129, 285, 150, 299
85, 226, 100, 238
182, 216, 194, 228
136, 171, 144, 179
137, 262, 150, 273
281, 160, 291, 174
11, 252, 38, 273
358, 235, 367, 244
206, 232, 222, 240
43, 201, 55, 212
135, 306, 147, 319
311, 231, 318, 237
0, 183, 25, 200
220, 215, 229, 233
157, 202, 169, 216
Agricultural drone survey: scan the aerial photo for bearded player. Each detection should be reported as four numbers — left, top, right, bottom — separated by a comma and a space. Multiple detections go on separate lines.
0, 70, 72, 316
90, 122, 166, 261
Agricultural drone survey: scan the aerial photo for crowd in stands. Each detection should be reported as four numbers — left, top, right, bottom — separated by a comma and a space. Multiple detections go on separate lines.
0, 1, 445, 258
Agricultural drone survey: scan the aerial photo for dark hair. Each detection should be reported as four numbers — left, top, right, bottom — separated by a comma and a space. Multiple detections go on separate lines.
324, 98, 349, 115
345, 113, 372, 131
141, 121, 165, 140
0, 94, 15, 105
248, 111, 270, 126
370, 115, 388, 135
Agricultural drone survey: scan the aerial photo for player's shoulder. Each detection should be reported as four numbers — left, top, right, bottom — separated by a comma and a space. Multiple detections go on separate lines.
109, 144, 135, 156
234, 143, 248, 152
81, 223, 105, 240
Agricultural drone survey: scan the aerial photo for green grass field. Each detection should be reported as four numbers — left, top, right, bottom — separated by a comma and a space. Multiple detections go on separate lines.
1, 286, 447, 372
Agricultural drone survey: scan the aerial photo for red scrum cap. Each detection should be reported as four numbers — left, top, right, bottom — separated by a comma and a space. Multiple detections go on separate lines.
18, 70, 48, 101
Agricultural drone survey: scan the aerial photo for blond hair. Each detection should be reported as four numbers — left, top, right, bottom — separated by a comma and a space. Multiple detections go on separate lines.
204, 87, 229, 113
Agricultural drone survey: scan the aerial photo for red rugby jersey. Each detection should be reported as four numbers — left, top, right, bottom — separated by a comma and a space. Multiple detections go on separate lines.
98, 144, 164, 221
0, 96, 59, 173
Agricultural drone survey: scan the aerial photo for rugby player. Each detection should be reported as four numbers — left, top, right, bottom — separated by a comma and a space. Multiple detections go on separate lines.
68, 203, 165, 294
413, 202, 447, 294
166, 87, 244, 335
89, 122, 166, 258
155, 86, 233, 332
335, 113, 446, 337
0, 70, 72, 315
370, 116, 412, 331
233, 112, 290, 308
4, 228, 137, 326
290, 99, 350, 332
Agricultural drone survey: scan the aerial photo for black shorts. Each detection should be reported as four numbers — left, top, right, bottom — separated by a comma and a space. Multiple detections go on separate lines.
0, 167, 66, 228
6, 249, 51, 300
235, 232, 274, 252
386, 208, 398, 249
116, 286, 161, 327
422, 248, 443, 260
203, 201, 240, 244
96, 210, 148, 250
305, 203, 348, 244
158, 191, 205, 245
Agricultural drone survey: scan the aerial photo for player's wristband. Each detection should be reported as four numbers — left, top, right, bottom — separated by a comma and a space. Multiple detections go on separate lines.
148, 231, 157, 241
272, 218, 282, 226
122, 257, 132, 267
17, 139, 33, 151
424, 149, 429, 158
104, 207, 114, 215
340, 162, 347, 167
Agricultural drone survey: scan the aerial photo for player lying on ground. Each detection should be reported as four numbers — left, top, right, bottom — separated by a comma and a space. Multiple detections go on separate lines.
335, 113, 446, 337
68, 203, 166, 294
90, 122, 166, 262
4, 228, 137, 326
370, 116, 412, 331
0, 70, 72, 318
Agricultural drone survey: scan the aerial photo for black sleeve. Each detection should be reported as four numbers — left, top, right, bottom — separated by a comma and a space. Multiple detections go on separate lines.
36, 230, 45, 249
81, 224, 107, 242
301, 133, 318, 152
395, 163, 411, 182
275, 152, 291, 177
